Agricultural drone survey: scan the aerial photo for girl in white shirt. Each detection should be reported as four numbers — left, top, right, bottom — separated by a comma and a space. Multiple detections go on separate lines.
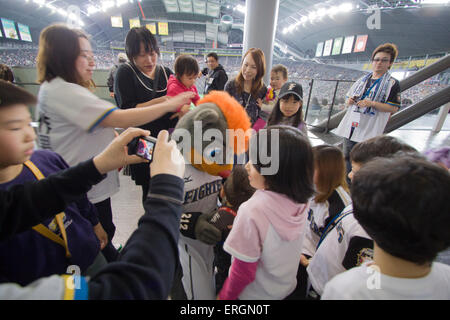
286, 145, 351, 299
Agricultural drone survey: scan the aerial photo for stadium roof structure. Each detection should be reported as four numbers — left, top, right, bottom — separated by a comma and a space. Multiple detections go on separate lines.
0, 0, 245, 47
278, 0, 450, 60
0, 0, 449, 59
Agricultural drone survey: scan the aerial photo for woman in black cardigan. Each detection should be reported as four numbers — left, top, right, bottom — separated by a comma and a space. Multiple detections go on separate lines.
114, 27, 181, 202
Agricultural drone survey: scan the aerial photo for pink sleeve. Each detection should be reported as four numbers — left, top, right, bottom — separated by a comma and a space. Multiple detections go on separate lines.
218, 258, 258, 300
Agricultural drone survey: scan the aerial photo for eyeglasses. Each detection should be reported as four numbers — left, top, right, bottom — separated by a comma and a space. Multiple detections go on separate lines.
80, 50, 95, 62
372, 58, 390, 63
80, 54, 95, 62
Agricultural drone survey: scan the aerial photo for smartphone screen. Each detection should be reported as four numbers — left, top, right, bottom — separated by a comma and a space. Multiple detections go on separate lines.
136, 137, 156, 161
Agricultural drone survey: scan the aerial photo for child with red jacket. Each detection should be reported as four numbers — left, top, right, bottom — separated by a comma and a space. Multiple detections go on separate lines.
167, 55, 201, 115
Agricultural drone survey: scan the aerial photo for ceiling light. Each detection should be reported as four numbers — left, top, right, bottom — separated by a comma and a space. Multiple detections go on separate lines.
317, 8, 327, 17
327, 6, 338, 16
45, 3, 56, 12
235, 4, 246, 14
87, 5, 100, 15
339, 3, 353, 12
57, 8, 68, 16
101, 1, 115, 12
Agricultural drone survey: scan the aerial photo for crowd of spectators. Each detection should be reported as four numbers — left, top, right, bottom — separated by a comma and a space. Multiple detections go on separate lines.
0, 49, 37, 67
0, 47, 446, 114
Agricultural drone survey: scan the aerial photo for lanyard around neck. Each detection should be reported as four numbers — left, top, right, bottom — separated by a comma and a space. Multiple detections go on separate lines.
316, 208, 353, 250
242, 93, 252, 108
361, 76, 382, 100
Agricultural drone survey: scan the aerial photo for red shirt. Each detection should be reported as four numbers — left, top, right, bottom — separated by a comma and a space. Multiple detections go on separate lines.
167, 74, 200, 107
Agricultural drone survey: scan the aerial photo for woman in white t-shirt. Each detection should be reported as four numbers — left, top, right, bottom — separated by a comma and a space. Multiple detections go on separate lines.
35, 24, 194, 261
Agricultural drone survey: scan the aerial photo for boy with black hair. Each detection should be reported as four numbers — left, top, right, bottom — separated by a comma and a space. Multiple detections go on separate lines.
0, 80, 105, 285
306, 135, 418, 298
322, 156, 450, 299
261, 64, 289, 117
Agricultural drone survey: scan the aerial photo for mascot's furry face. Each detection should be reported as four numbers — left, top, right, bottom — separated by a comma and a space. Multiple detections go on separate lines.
173, 91, 251, 177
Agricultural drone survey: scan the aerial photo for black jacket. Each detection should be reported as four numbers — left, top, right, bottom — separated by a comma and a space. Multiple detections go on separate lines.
114, 63, 176, 186
88, 174, 184, 299
204, 64, 228, 94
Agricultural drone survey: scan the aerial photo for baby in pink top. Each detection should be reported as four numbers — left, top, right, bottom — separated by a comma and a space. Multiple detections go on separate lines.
167, 55, 200, 114
218, 125, 315, 300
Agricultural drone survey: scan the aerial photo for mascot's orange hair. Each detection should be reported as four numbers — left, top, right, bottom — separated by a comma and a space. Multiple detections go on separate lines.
197, 90, 252, 154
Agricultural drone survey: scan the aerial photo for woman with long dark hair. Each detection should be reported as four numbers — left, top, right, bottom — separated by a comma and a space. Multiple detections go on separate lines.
225, 48, 267, 125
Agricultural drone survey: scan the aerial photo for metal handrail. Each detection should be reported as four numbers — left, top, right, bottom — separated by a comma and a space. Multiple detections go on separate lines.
384, 86, 450, 133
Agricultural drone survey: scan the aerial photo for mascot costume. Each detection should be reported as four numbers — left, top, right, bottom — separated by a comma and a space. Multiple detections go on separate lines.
171, 91, 251, 300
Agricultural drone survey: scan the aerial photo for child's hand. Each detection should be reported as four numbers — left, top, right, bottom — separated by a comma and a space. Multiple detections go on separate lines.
300, 254, 310, 267
169, 104, 191, 120
256, 98, 263, 108
167, 92, 195, 112
93, 223, 108, 250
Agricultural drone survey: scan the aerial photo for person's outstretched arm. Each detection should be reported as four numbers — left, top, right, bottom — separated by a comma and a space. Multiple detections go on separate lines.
100, 92, 195, 129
